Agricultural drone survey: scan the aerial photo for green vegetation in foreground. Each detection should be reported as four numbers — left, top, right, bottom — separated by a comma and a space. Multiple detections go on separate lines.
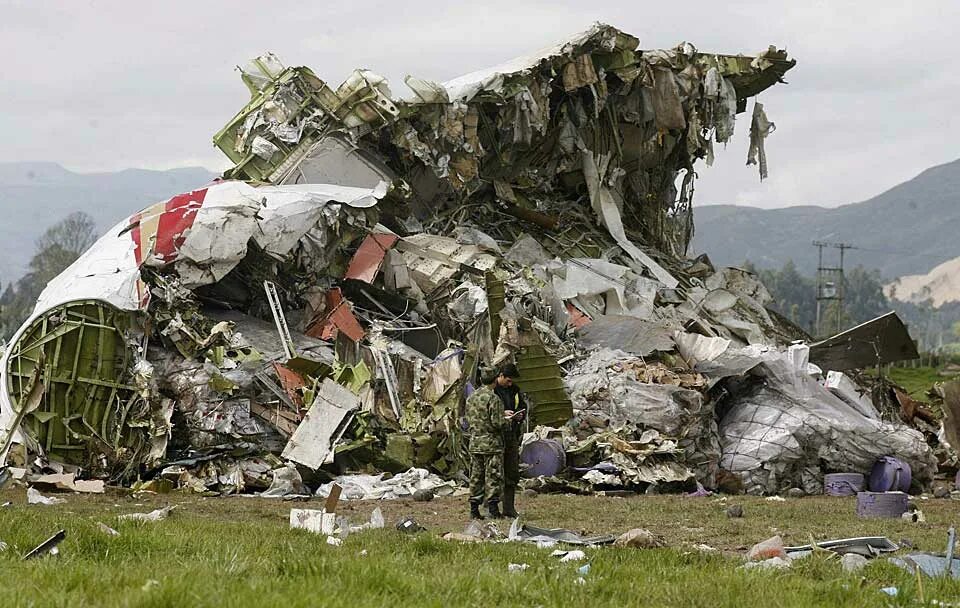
1, 490, 958, 607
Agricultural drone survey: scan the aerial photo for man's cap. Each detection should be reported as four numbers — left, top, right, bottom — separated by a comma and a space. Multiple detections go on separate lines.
479, 366, 499, 384
499, 363, 520, 378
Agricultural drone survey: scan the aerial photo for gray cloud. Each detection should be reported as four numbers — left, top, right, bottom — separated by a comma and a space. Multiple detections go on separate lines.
1, 0, 957, 208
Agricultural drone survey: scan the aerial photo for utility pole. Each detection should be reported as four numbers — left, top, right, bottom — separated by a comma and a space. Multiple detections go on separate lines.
813, 240, 855, 337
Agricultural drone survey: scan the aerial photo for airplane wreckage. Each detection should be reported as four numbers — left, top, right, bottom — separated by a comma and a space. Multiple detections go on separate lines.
1, 24, 951, 499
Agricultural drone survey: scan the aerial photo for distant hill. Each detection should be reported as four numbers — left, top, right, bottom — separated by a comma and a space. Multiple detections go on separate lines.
691, 158, 960, 280
0, 162, 216, 286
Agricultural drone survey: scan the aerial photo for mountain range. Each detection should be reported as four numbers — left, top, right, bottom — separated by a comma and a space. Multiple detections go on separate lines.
2, 157, 959, 298
691, 158, 960, 281
0, 162, 215, 287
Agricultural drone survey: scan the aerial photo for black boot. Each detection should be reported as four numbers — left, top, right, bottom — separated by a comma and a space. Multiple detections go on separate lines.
469, 500, 484, 520
487, 499, 503, 519
502, 486, 519, 518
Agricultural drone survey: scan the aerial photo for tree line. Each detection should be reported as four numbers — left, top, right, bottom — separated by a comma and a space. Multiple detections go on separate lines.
0, 212, 96, 340
744, 259, 959, 352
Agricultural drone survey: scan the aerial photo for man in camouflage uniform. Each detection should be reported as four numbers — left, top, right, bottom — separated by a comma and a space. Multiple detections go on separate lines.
466, 366, 508, 519
494, 363, 525, 518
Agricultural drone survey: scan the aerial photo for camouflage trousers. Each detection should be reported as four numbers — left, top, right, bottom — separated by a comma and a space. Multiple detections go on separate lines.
469, 451, 503, 504
503, 430, 521, 491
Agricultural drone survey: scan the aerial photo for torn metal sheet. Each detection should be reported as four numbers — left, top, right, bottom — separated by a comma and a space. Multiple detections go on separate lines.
306, 288, 365, 342
576, 316, 675, 356
282, 135, 396, 189
581, 152, 678, 289
784, 537, 898, 557
513, 523, 617, 546
281, 379, 360, 469
809, 312, 919, 371
272, 363, 306, 408
344, 232, 400, 284
22, 530, 66, 560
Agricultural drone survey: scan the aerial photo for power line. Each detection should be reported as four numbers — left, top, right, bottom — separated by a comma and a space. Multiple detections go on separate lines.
813, 241, 854, 336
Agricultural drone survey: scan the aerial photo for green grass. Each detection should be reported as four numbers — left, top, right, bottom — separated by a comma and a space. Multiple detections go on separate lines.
887, 367, 943, 400
1, 489, 958, 607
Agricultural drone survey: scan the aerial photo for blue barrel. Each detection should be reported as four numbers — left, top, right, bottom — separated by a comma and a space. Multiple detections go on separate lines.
869, 457, 911, 493
824, 473, 865, 496
520, 439, 566, 477
856, 491, 909, 518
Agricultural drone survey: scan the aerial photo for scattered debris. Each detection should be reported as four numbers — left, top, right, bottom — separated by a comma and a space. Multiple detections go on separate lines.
316, 469, 454, 501
26, 487, 65, 505
613, 528, 666, 549
513, 523, 616, 546
412, 488, 434, 502
31, 473, 105, 494
726, 504, 744, 518
554, 549, 587, 562
841, 554, 869, 572
97, 522, 120, 537
22, 530, 66, 560
443, 532, 485, 543
0, 22, 946, 503
783, 536, 898, 558
747, 535, 787, 561
508, 563, 530, 573
890, 527, 959, 579
290, 508, 336, 535
118, 506, 177, 522
396, 517, 426, 534
742, 556, 792, 571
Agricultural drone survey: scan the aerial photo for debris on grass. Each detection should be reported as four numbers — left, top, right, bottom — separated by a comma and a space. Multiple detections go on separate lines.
22, 530, 66, 560
27, 487, 65, 505
747, 536, 786, 561
118, 506, 176, 522
742, 556, 792, 571
613, 528, 666, 549
554, 549, 587, 562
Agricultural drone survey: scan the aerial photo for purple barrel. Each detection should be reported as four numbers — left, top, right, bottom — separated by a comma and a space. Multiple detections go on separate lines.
824, 473, 865, 497
869, 457, 912, 493
520, 439, 566, 477
856, 491, 909, 518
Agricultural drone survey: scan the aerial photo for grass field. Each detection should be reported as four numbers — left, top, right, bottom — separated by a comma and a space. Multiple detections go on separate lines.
1, 488, 958, 607
886, 367, 945, 400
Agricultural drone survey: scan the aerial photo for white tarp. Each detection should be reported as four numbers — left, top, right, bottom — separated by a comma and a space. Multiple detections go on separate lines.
715, 347, 936, 495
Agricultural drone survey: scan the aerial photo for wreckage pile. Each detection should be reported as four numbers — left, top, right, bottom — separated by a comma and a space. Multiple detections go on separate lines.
0, 24, 950, 498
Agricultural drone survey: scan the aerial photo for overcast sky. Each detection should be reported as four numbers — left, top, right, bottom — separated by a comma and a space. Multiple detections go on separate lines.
1, 1, 957, 208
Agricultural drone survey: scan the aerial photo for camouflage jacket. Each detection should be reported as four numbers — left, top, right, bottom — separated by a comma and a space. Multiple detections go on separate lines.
465, 386, 506, 453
